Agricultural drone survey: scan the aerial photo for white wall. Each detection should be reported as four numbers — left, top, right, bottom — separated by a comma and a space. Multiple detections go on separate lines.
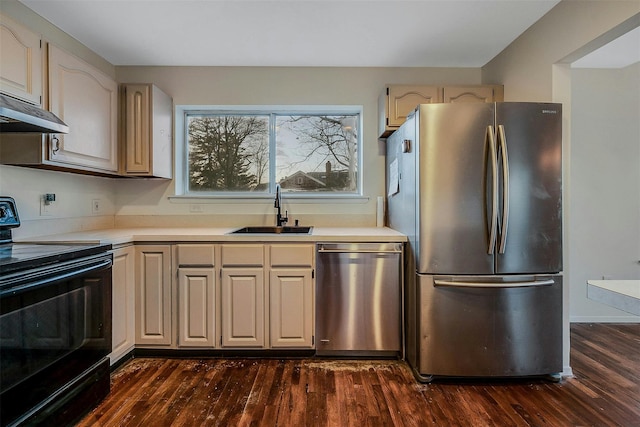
569, 63, 640, 322
0, 165, 115, 239
0, 0, 114, 78
1, 0, 117, 239
482, 1, 640, 101
113, 66, 482, 228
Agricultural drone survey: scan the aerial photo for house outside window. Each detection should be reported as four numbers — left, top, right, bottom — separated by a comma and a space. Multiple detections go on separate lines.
179, 106, 362, 197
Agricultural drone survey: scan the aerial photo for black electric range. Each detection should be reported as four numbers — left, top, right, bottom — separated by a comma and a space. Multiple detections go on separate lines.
0, 196, 111, 276
0, 196, 113, 426
0, 242, 112, 275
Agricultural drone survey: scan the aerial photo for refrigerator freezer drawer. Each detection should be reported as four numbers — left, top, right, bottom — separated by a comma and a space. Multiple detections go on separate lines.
414, 274, 562, 381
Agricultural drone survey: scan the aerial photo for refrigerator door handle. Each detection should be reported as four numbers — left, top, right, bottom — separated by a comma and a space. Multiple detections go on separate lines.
434, 278, 555, 288
497, 124, 510, 254
487, 125, 498, 255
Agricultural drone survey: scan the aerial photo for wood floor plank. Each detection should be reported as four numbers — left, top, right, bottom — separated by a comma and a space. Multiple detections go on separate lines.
77, 324, 640, 426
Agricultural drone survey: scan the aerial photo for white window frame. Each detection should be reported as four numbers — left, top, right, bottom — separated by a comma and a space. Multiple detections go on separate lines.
173, 105, 363, 200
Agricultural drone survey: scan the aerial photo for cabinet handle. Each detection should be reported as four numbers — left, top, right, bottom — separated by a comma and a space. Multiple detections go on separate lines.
51, 136, 60, 154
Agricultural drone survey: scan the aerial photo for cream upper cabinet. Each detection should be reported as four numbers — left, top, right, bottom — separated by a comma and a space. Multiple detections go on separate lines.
48, 45, 118, 173
121, 84, 173, 178
379, 84, 504, 138
442, 85, 504, 103
0, 13, 43, 105
110, 245, 135, 364
175, 244, 216, 348
379, 85, 441, 138
135, 245, 172, 346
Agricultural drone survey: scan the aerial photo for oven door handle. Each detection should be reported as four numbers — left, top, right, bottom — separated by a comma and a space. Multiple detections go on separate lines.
0, 257, 112, 297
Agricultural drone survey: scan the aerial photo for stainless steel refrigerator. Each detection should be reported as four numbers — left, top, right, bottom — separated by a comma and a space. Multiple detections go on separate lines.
386, 102, 563, 382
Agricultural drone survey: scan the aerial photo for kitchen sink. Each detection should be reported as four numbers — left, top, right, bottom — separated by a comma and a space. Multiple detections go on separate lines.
229, 226, 313, 235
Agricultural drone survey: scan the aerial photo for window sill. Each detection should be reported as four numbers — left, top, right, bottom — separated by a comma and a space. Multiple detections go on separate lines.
168, 194, 370, 204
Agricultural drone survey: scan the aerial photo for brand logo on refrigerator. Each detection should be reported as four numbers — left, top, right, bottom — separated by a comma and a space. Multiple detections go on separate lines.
542, 109, 558, 114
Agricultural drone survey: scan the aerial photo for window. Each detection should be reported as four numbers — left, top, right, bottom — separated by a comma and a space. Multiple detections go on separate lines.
180, 106, 361, 196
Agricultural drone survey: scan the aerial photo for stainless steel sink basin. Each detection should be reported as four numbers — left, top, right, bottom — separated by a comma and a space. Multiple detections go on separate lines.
229, 226, 313, 235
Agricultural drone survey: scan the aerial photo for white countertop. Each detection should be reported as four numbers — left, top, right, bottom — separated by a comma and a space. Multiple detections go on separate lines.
17, 226, 407, 247
587, 280, 640, 316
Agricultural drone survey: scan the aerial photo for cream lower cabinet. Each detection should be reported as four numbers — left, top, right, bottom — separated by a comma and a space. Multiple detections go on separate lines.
269, 268, 313, 348
130, 242, 314, 351
135, 245, 172, 346
220, 243, 265, 347
269, 244, 315, 348
175, 244, 216, 348
110, 245, 135, 364
220, 243, 315, 349
221, 267, 265, 347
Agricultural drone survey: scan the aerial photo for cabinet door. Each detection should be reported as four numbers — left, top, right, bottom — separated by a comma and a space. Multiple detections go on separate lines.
442, 85, 504, 103
379, 85, 441, 137
135, 245, 172, 346
177, 268, 216, 348
387, 85, 441, 127
270, 269, 313, 348
123, 84, 151, 174
111, 246, 135, 364
48, 45, 118, 172
121, 84, 173, 178
0, 13, 42, 105
221, 268, 264, 347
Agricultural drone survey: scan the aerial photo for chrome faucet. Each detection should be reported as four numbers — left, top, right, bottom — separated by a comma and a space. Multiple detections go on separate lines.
274, 183, 288, 227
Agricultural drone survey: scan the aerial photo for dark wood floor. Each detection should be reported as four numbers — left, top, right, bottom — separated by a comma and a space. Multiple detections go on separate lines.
78, 323, 640, 426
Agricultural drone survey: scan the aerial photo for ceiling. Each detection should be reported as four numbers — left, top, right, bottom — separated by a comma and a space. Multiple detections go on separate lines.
19, 0, 562, 67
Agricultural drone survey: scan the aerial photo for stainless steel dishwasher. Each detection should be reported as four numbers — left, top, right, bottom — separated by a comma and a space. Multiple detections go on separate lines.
316, 242, 403, 357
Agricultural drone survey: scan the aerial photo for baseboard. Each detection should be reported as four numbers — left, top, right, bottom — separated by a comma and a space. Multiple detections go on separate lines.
562, 366, 574, 378
570, 316, 640, 323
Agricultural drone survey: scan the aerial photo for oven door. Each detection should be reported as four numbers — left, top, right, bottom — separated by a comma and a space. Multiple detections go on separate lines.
0, 253, 112, 426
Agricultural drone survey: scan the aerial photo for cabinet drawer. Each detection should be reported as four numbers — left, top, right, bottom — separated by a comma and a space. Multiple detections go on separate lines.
177, 244, 215, 266
270, 244, 314, 267
221, 244, 264, 266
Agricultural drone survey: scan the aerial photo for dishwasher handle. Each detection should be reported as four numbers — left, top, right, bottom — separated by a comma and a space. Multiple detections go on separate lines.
317, 243, 403, 253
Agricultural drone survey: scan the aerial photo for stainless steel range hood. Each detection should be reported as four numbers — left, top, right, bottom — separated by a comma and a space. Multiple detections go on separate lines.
0, 93, 69, 134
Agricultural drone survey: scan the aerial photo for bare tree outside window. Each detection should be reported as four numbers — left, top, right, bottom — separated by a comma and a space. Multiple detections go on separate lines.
276, 115, 358, 192
187, 115, 269, 192
183, 108, 361, 195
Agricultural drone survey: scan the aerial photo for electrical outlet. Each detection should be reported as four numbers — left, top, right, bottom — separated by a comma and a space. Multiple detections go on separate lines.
92, 199, 101, 214
40, 193, 56, 216
40, 199, 52, 216
189, 204, 204, 213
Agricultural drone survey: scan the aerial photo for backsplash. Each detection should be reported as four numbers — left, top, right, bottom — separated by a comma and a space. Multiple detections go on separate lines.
12, 216, 115, 240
